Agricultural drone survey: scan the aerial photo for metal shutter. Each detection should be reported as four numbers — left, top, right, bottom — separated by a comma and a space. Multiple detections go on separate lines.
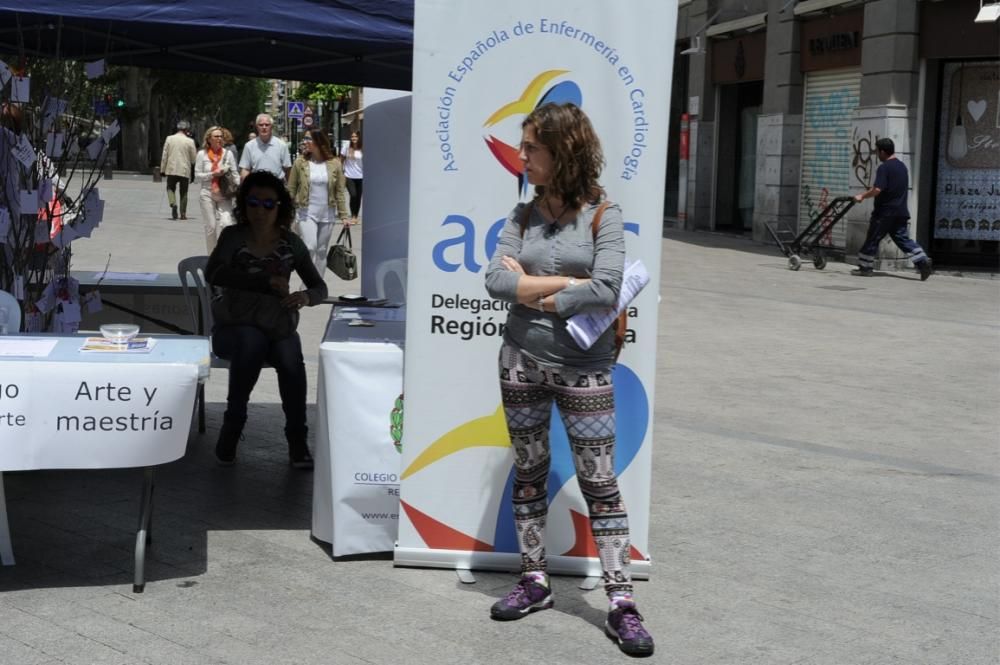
799, 68, 861, 248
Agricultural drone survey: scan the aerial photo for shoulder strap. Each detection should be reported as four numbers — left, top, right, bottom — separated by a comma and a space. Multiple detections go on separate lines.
518, 200, 535, 238
590, 201, 611, 240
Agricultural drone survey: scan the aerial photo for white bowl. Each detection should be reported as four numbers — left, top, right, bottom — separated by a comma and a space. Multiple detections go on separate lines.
100, 323, 140, 343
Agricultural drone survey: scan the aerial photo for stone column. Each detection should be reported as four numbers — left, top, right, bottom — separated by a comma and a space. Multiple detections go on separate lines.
846, 0, 921, 268
682, 0, 717, 230
754, 0, 804, 243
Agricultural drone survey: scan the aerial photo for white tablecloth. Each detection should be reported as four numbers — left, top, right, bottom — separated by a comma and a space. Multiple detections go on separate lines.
312, 310, 404, 557
0, 334, 209, 569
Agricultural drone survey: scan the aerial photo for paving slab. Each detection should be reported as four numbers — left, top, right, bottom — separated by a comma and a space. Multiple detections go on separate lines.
0, 175, 997, 664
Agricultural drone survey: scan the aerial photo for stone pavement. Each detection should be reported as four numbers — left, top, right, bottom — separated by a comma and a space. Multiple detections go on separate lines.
0, 175, 997, 665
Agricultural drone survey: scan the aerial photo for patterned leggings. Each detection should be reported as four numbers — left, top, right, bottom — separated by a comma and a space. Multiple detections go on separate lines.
499, 342, 632, 597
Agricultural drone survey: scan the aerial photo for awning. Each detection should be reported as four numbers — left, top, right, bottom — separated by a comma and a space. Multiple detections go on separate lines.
705, 12, 768, 37
0, 1, 415, 90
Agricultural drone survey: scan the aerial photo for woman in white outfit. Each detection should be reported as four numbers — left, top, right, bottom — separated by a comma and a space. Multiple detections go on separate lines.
287, 129, 350, 275
340, 131, 363, 224
195, 126, 240, 253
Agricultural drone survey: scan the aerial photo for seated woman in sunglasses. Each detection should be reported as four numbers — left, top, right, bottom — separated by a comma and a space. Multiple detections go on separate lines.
206, 170, 328, 468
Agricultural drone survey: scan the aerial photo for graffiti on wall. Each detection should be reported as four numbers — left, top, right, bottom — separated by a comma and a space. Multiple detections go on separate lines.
851, 126, 881, 189
936, 62, 1000, 240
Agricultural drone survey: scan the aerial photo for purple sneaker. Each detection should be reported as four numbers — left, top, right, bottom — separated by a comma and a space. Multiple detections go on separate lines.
605, 603, 655, 656
490, 576, 553, 620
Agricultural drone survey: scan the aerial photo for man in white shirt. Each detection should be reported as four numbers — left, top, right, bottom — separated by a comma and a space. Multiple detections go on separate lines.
239, 113, 291, 181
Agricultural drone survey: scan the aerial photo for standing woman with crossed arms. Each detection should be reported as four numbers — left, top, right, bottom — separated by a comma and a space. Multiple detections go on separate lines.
484, 102, 654, 657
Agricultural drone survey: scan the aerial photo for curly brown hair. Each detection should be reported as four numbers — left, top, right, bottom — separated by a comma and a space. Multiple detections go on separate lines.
521, 103, 605, 208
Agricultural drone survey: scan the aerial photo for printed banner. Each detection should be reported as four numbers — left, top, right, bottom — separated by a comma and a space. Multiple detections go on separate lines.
0, 362, 198, 470
396, 0, 675, 577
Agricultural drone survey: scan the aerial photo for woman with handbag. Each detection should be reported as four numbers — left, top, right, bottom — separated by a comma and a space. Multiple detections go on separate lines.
287, 129, 349, 275
484, 103, 654, 656
206, 171, 328, 469
195, 125, 240, 253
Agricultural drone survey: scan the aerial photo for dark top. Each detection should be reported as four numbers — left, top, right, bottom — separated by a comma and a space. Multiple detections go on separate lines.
873, 157, 909, 219
206, 225, 328, 334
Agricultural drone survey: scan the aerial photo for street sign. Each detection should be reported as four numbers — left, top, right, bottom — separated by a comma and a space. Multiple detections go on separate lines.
287, 101, 305, 118
302, 115, 314, 128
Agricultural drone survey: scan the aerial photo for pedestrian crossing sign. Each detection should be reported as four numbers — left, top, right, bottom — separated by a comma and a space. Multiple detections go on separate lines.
287, 101, 305, 118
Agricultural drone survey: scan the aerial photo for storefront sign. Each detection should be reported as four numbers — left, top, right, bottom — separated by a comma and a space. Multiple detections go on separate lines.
800, 10, 863, 72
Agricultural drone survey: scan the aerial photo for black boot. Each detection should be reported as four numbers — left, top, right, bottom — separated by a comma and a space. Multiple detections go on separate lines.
215, 416, 244, 466
286, 426, 314, 470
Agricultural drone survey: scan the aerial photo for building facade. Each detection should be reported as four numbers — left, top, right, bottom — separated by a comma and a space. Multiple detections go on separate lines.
671, 0, 1000, 269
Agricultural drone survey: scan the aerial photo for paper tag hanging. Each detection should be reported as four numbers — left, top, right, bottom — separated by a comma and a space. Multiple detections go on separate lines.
10, 75, 29, 103
19, 189, 38, 213
85, 137, 106, 161
45, 132, 65, 158
12, 134, 36, 168
84, 59, 105, 79
83, 290, 102, 314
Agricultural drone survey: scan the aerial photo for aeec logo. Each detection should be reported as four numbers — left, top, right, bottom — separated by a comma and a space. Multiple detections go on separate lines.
431, 69, 639, 273
482, 70, 582, 195
432, 71, 588, 273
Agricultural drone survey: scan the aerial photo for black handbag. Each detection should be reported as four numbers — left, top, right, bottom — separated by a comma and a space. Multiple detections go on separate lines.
217, 173, 237, 198
327, 226, 358, 280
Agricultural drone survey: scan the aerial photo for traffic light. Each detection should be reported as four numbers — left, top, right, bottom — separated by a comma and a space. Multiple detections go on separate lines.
114, 90, 126, 109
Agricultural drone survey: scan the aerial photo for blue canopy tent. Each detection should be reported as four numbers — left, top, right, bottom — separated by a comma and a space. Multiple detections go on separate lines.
0, 1, 414, 89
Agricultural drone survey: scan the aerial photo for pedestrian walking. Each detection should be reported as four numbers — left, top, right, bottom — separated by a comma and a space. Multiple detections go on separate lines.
853, 138, 933, 280
340, 130, 363, 224
239, 114, 291, 181
484, 102, 654, 657
194, 126, 240, 253
287, 129, 349, 275
160, 120, 197, 220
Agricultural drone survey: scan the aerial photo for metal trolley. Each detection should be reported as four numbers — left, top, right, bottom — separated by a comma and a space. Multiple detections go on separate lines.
765, 196, 856, 271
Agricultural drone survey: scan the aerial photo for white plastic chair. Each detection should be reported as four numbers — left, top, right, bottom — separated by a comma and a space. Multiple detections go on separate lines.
374, 258, 408, 304
0, 289, 20, 335
178, 256, 228, 433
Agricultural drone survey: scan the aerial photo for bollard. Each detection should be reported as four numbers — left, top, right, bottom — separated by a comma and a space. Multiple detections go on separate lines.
103, 161, 113, 180
152, 166, 161, 183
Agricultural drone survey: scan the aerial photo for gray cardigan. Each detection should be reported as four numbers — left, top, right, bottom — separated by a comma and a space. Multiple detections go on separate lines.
485, 201, 625, 368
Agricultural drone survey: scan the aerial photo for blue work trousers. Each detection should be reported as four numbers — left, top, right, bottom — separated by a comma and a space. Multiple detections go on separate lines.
857, 215, 928, 270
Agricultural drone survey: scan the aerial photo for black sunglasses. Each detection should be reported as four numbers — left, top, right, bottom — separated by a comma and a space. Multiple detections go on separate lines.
246, 195, 278, 210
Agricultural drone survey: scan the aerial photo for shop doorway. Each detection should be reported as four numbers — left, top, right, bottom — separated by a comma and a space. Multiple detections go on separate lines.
715, 81, 763, 232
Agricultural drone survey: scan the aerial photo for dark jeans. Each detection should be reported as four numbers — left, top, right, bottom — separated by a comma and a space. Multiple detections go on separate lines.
166, 175, 190, 214
346, 177, 363, 218
857, 215, 929, 270
212, 325, 307, 435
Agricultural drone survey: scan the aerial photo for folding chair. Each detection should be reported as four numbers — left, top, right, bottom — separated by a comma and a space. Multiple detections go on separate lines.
178, 256, 228, 433
0, 289, 21, 335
